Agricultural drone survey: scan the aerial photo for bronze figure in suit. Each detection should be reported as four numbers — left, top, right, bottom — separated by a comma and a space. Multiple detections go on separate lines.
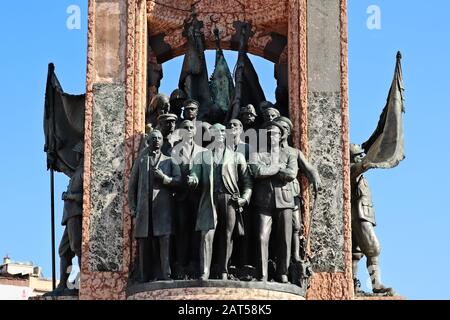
188, 124, 252, 280
128, 130, 181, 282
171, 120, 206, 278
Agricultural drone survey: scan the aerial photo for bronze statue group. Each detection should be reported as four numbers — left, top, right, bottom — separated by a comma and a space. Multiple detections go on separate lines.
128, 91, 322, 287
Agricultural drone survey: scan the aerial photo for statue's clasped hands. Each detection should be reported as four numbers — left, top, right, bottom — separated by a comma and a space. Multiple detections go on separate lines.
153, 168, 166, 180
187, 176, 198, 189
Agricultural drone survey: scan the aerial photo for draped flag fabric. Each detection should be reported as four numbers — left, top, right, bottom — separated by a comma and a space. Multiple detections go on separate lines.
210, 46, 235, 120
44, 63, 85, 177
362, 52, 406, 169
178, 17, 212, 120
226, 52, 266, 122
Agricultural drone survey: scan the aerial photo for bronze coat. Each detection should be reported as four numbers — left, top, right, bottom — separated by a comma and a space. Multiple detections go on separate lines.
171, 142, 207, 202
250, 148, 299, 210
190, 147, 252, 232
128, 150, 181, 238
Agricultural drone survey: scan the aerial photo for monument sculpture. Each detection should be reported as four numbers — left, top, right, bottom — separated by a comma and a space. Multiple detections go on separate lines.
187, 123, 252, 281
239, 104, 258, 133
274, 116, 321, 274
179, 14, 211, 121
48, 142, 84, 296
157, 113, 179, 156
40, 0, 407, 301
128, 130, 181, 282
171, 120, 206, 279
146, 93, 171, 131
43, 63, 85, 296
351, 53, 405, 295
249, 121, 298, 283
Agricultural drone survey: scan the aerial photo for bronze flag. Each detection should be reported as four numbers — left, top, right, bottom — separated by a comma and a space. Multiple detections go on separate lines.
44, 63, 85, 177
362, 52, 405, 169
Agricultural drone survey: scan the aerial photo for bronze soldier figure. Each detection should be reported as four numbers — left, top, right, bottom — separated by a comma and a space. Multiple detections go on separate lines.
128, 130, 181, 282
52, 141, 84, 295
275, 117, 321, 264
262, 107, 281, 123
157, 113, 178, 156
350, 53, 405, 295
350, 144, 394, 295
145, 93, 171, 131
250, 121, 298, 283
182, 99, 212, 148
238, 104, 257, 132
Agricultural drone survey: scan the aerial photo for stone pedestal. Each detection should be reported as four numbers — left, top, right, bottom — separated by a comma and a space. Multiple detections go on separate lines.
80, 0, 352, 300
30, 295, 79, 301
128, 281, 305, 300
356, 296, 406, 301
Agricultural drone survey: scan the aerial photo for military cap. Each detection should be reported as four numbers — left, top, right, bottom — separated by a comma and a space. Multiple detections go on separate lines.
158, 113, 178, 122
259, 101, 275, 112
263, 107, 280, 117
261, 120, 285, 134
239, 104, 257, 117
275, 116, 293, 131
183, 99, 200, 109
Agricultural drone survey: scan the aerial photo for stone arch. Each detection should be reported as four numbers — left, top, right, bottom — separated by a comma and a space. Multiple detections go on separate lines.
147, 0, 288, 64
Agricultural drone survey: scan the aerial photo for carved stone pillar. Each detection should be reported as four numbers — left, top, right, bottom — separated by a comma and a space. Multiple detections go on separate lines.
80, 0, 147, 300
304, 0, 353, 299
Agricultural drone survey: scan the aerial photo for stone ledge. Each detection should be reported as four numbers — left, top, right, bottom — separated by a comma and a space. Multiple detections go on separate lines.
29, 295, 79, 301
127, 280, 306, 300
355, 295, 406, 301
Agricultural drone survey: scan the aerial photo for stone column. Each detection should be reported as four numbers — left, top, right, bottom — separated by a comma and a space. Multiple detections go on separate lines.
80, 0, 147, 300
304, 0, 353, 299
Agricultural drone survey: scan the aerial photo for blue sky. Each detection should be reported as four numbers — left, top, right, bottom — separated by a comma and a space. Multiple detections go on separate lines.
0, 1, 449, 300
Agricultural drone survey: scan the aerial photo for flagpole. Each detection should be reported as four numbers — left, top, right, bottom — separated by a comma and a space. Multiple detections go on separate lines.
50, 168, 56, 290
47, 63, 57, 291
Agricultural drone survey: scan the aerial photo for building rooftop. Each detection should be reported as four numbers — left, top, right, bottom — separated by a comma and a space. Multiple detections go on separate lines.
0, 256, 54, 299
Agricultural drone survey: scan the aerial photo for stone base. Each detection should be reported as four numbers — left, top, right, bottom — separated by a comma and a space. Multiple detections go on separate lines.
355, 295, 406, 301
127, 280, 306, 300
29, 295, 79, 301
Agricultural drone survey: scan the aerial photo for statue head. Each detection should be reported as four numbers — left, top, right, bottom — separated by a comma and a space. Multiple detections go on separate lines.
275, 116, 293, 141
183, 99, 199, 121
262, 107, 281, 123
158, 113, 178, 137
210, 123, 226, 144
227, 119, 243, 138
72, 141, 84, 163
239, 104, 257, 126
262, 121, 284, 148
350, 144, 365, 163
259, 101, 275, 114
148, 93, 171, 117
148, 130, 163, 151
179, 120, 196, 140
